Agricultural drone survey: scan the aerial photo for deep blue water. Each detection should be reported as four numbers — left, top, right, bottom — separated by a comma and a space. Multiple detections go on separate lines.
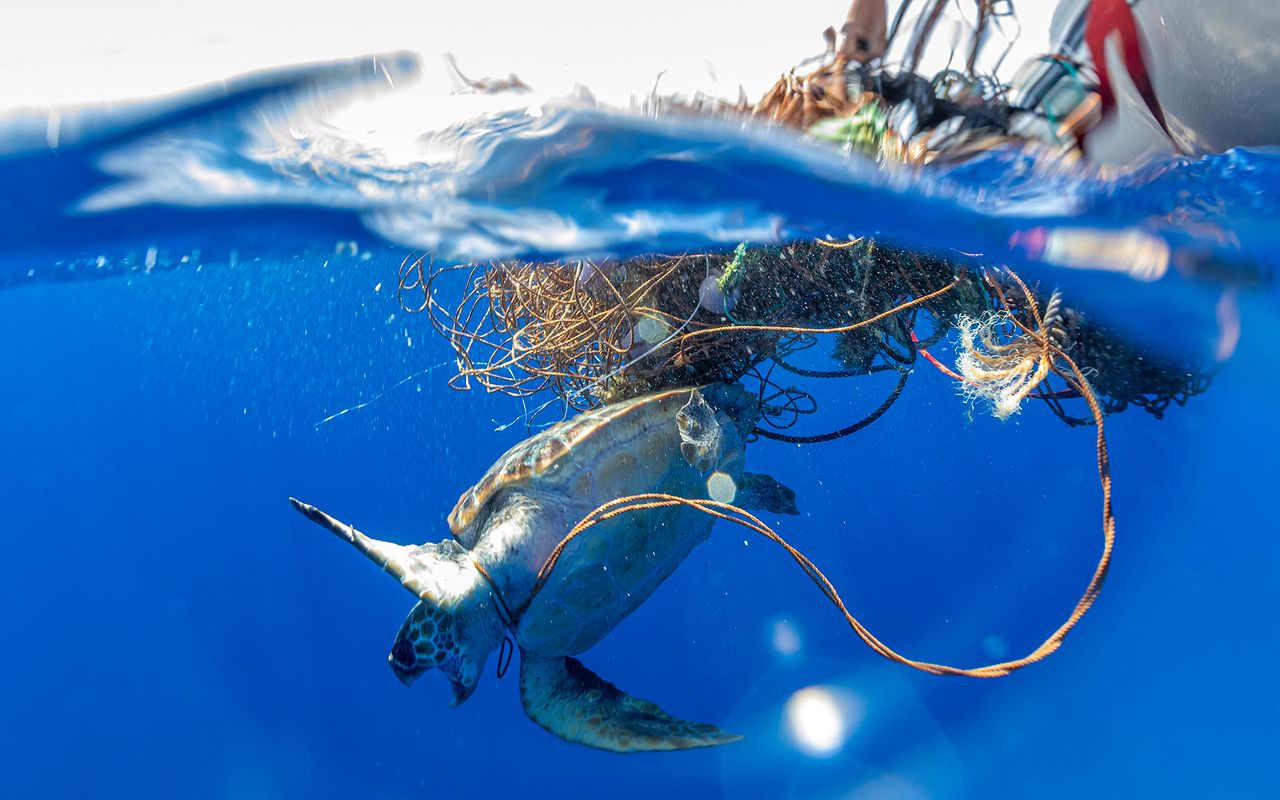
2, 56, 1278, 798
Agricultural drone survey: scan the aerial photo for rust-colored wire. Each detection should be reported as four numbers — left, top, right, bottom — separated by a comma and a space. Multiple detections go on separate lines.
405, 254, 654, 410
401, 242, 964, 424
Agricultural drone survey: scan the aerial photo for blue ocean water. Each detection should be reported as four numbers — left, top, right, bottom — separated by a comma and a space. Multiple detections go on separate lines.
2, 55, 1278, 798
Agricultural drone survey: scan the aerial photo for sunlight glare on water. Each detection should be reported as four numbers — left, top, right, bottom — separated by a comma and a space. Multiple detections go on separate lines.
784, 685, 866, 757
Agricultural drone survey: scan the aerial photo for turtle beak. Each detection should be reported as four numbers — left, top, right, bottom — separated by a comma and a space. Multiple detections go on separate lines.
388, 639, 423, 687
449, 676, 479, 707
390, 660, 421, 687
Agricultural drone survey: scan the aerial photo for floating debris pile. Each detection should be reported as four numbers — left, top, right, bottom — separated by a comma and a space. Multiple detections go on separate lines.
401, 239, 1210, 436
737, 0, 1107, 164
377, 0, 1230, 691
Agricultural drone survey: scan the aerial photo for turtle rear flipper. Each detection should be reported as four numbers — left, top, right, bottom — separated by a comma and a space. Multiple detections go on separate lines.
519, 652, 741, 752
737, 472, 800, 515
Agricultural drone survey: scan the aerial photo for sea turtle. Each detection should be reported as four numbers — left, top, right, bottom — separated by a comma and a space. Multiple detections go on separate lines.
289, 383, 798, 752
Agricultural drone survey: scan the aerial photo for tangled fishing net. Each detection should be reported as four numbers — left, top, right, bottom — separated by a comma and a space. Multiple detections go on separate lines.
401, 240, 1209, 435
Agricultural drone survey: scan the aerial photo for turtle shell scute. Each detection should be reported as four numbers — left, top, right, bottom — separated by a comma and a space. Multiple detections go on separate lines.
446, 389, 691, 532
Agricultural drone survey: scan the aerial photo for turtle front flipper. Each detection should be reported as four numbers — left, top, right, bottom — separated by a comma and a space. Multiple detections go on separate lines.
289, 498, 506, 705
289, 497, 478, 609
519, 652, 741, 752
737, 472, 800, 515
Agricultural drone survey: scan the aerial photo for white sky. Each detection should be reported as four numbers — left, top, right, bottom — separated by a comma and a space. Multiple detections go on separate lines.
0, 1, 1054, 113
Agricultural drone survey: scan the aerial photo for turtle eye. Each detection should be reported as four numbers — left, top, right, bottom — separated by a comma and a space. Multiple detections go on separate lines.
392, 638, 416, 668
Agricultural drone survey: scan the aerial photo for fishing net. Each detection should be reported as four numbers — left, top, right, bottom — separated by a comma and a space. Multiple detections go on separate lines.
402, 240, 964, 432
400, 239, 1210, 435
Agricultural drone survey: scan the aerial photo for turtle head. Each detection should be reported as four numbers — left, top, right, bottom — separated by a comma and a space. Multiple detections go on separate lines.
289, 498, 505, 706
389, 597, 502, 705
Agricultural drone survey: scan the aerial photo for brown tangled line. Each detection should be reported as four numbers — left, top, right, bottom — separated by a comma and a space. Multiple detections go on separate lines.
397, 240, 972, 432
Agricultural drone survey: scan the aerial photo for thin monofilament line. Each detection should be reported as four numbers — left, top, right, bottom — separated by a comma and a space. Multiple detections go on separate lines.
313, 361, 452, 430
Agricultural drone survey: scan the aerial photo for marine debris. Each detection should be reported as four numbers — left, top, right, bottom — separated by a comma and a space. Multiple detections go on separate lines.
720, 0, 1112, 164
396, 0, 1212, 427
387, 233, 1214, 685
370, 1, 1217, 696
400, 239, 1210, 434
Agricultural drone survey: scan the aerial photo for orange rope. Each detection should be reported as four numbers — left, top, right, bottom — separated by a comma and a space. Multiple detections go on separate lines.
814, 237, 867, 249
675, 277, 961, 349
